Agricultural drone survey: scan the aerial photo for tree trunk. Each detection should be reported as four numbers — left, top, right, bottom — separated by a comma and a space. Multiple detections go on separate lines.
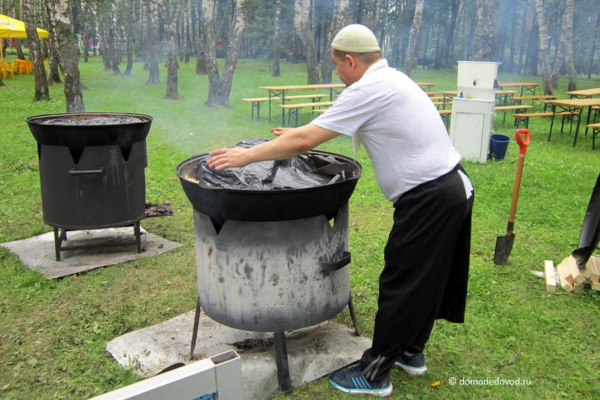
23, 0, 50, 100
160, 0, 182, 100
109, 17, 122, 75
562, 0, 576, 91
146, 0, 161, 85
551, 0, 566, 89
99, 15, 112, 71
194, 0, 207, 75
534, 0, 552, 95
44, 0, 62, 84
441, 0, 462, 69
50, 0, 85, 112
320, 0, 349, 83
124, 0, 135, 75
294, 0, 319, 84
404, 0, 424, 77
216, 0, 247, 105
587, 9, 600, 79
471, 0, 499, 61
200, 0, 221, 104
272, 0, 282, 77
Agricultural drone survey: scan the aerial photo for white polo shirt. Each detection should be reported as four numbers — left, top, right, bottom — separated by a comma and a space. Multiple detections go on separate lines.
313, 59, 462, 203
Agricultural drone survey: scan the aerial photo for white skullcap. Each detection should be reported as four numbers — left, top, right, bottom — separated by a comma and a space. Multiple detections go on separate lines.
331, 24, 381, 53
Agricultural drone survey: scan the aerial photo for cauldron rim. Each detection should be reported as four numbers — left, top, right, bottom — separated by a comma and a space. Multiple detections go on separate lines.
26, 112, 153, 126
176, 149, 361, 194
176, 150, 362, 224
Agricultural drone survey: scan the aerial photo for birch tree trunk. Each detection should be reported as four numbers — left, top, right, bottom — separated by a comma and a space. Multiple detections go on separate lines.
49, 0, 85, 112
471, 0, 499, 61
294, 0, 319, 84
44, 0, 62, 83
272, 0, 282, 77
320, 0, 349, 83
588, 10, 600, 79
24, 0, 50, 100
109, 13, 122, 75
534, 0, 552, 95
562, 0, 576, 91
200, 0, 221, 104
404, 0, 424, 78
160, 0, 181, 100
124, 0, 135, 75
194, 0, 207, 75
551, 0, 566, 89
146, 0, 161, 84
98, 15, 113, 71
216, 0, 247, 105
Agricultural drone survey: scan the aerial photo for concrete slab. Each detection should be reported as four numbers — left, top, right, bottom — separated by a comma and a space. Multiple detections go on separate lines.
106, 311, 372, 400
0, 227, 181, 279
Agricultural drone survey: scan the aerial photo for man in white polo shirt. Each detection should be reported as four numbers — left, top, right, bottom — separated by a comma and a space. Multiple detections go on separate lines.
208, 24, 473, 398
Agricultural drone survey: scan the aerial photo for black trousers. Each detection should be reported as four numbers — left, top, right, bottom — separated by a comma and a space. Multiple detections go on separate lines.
359, 165, 474, 382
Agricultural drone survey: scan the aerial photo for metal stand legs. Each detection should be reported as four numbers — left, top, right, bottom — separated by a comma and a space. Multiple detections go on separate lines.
347, 292, 361, 336
274, 331, 292, 392
52, 222, 142, 261
189, 291, 361, 393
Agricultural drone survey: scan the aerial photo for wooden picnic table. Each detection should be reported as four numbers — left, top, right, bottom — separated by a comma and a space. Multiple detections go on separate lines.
258, 84, 346, 124
416, 82, 436, 91
545, 97, 600, 145
497, 82, 539, 96
438, 90, 515, 107
566, 87, 600, 99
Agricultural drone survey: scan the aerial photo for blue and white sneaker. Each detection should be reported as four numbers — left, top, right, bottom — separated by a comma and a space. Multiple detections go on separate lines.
395, 352, 427, 376
329, 365, 393, 397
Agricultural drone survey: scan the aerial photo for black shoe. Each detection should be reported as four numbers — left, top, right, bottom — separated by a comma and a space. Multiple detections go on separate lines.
329, 365, 393, 397
395, 352, 427, 376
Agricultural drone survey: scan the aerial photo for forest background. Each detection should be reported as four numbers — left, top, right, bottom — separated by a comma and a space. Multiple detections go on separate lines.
1, 0, 600, 109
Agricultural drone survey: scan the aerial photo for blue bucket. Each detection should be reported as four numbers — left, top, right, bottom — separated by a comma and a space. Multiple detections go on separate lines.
489, 134, 510, 161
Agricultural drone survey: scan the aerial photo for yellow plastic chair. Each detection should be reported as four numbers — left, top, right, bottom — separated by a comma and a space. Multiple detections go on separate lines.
23, 60, 33, 74
1, 62, 14, 79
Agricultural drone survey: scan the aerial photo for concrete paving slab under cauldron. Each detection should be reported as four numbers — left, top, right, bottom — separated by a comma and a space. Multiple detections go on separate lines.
0, 227, 181, 279
105, 311, 372, 400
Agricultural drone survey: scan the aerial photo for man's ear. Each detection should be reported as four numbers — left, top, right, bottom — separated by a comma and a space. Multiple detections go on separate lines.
345, 54, 356, 69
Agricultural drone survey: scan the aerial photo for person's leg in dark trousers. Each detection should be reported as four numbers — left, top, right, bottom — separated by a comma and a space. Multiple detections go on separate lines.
358, 168, 473, 382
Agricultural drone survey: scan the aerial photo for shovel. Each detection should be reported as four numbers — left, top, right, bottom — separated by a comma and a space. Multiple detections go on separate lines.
494, 129, 530, 265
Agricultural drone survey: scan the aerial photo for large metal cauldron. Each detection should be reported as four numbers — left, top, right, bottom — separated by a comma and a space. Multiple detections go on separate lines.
177, 150, 361, 332
178, 150, 361, 390
26, 112, 152, 230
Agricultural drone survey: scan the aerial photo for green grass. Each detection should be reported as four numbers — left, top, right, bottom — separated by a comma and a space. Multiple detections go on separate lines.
1, 55, 600, 399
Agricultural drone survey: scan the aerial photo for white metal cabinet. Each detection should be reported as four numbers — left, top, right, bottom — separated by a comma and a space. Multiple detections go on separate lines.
449, 98, 495, 163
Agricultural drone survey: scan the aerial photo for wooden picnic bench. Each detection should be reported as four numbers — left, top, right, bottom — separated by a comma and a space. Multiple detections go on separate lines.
512, 111, 575, 134
279, 101, 335, 126
493, 104, 533, 123
242, 94, 328, 120
587, 123, 600, 149
511, 95, 557, 105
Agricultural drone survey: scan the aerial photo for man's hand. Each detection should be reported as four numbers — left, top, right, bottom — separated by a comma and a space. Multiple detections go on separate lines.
207, 147, 251, 171
270, 127, 290, 137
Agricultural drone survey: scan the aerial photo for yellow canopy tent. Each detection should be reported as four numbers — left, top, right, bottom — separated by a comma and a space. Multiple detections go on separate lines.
0, 14, 49, 64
